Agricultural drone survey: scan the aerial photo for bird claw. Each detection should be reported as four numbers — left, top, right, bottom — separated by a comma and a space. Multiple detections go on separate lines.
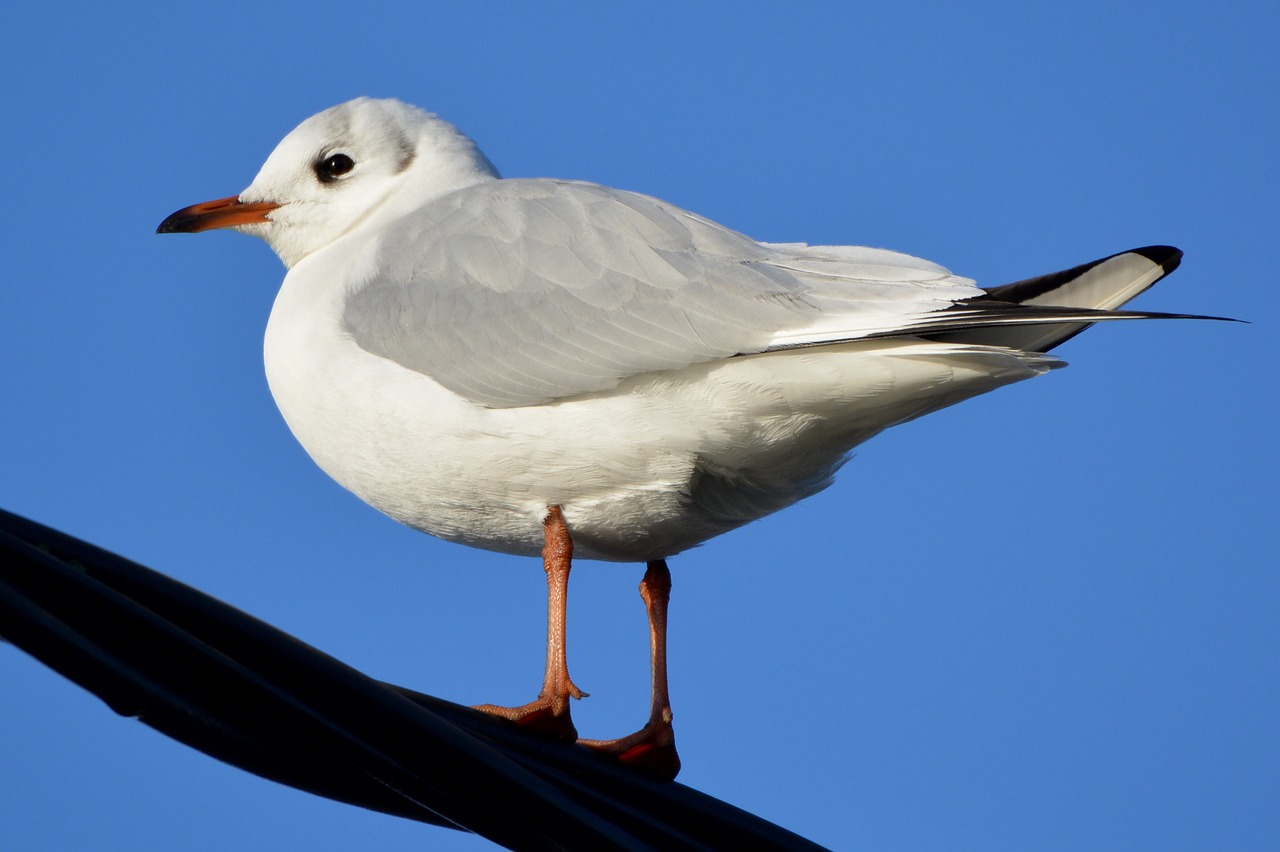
473, 696, 580, 742
578, 711, 680, 781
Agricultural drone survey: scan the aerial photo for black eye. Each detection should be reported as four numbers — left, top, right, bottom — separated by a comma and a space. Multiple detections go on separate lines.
314, 153, 355, 183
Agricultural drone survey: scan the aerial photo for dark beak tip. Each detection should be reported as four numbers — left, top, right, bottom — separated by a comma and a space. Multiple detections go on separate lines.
156, 205, 203, 235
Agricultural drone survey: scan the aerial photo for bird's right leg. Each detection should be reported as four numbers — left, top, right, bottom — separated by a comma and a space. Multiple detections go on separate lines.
577, 559, 680, 780
474, 505, 586, 741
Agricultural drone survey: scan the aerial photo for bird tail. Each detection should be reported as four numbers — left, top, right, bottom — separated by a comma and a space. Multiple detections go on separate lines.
930, 245, 1185, 352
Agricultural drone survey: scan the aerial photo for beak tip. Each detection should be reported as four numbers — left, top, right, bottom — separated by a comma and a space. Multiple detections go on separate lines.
155, 203, 210, 235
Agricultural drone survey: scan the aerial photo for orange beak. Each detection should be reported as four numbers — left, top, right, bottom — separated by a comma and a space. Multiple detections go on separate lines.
156, 195, 279, 234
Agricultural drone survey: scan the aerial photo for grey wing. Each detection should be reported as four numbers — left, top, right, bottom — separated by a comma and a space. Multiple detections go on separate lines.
341, 179, 983, 408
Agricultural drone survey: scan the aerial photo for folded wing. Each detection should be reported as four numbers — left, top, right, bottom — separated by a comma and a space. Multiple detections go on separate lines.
342, 179, 1192, 408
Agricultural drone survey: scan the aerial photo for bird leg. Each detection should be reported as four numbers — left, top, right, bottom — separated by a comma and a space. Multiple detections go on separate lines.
578, 558, 681, 781
474, 505, 586, 741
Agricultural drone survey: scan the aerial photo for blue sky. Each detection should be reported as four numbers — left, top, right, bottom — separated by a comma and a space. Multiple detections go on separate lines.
2, 2, 1276, 849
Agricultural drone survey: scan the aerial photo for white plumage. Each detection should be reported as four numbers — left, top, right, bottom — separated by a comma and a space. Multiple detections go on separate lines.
155, 97, 1188, 561
157, 97, 1199, 768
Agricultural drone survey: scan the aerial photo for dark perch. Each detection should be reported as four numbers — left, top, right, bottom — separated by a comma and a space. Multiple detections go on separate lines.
0, 508, 828, 851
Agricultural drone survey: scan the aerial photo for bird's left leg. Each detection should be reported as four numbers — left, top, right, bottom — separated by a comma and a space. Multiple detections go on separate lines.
578, 558, 681, 780
474, 505, 586, 741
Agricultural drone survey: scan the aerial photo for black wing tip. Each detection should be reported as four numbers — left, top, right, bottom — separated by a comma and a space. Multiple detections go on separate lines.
984, 245, 1184, 305
1130, 245, 1183, 276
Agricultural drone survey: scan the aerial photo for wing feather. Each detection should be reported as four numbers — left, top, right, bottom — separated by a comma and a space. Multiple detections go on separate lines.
341, 179, 1187, 408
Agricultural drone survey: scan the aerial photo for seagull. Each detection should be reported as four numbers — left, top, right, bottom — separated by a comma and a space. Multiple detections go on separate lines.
158, 97, 1209, 780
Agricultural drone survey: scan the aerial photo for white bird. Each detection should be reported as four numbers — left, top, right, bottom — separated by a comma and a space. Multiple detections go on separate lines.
158, 97, 1206, 779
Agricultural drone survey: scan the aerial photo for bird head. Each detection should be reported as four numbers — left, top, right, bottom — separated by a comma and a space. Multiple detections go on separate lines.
156, 97, 500, 268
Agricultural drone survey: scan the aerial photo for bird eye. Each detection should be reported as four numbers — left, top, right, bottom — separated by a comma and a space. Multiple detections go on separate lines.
314, 153, 356, 183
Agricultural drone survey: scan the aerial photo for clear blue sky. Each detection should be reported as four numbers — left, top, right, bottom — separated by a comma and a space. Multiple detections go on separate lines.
2, 3, 1276, 849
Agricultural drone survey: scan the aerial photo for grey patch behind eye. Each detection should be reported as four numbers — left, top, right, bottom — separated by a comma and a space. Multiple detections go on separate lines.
393, 129, 417, 174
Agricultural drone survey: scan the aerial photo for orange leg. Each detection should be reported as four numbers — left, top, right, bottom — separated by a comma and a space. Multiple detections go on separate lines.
578, 559, 681, 781
474, 506, 586, 741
